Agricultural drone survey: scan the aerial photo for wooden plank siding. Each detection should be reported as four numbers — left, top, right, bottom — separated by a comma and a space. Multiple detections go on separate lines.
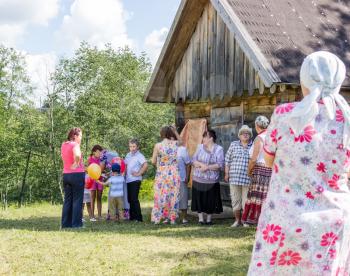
171, 3, 266, 103
175, 85, 305, 152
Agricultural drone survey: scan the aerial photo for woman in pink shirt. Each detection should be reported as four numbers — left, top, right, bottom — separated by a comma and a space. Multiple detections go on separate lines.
61, 127, 85, 228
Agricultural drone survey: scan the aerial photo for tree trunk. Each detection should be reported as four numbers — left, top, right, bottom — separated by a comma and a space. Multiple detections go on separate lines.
85, 130, 89, 153
19, 149, 31, 207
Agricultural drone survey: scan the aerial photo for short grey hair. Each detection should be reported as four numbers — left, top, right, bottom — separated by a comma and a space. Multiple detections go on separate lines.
129, 138, 140, 148
238, 125, 253, 137
255, 116, 269, 129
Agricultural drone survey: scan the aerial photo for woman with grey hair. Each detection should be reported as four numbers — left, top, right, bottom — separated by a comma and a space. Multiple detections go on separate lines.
241, 115, 272, 226
225, 125, 253, 227
248, 51, 350, 274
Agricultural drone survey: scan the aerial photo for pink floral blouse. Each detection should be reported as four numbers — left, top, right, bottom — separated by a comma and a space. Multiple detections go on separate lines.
248, 102, 350, 276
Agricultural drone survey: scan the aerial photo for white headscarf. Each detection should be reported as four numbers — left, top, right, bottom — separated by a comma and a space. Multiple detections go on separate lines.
288, 51, 350, 147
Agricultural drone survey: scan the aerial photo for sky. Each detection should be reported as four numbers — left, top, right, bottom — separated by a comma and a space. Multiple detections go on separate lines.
0, 0, 181, 103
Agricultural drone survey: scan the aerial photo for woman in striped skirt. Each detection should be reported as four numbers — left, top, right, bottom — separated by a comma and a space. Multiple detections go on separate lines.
242, 116, 272, 226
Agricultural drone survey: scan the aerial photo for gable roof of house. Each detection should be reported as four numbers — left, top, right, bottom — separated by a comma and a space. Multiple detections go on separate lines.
144, 0, 350, 102
220, 0, 350, 85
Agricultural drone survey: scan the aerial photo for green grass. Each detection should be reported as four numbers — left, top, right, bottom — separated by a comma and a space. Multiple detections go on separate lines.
0, 202, 255, 275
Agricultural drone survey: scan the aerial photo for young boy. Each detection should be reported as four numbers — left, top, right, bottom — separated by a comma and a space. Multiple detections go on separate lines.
104, 163, 125, 221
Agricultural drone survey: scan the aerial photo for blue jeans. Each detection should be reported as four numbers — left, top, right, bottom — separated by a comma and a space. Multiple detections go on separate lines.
61, 172, 85, 228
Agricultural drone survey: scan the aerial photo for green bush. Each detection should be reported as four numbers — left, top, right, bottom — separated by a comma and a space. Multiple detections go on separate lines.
140, 178, 154, 201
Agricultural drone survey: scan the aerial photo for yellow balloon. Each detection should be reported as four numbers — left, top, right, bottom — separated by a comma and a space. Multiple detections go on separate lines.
87, 163, 101, 180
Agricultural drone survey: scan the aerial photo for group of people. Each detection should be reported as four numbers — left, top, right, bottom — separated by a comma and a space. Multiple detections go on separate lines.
61, 136, 147, 228
60, 51, 350, 274
149, 117, 273, 227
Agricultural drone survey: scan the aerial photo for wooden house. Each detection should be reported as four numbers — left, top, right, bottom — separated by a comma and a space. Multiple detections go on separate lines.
144, 0, 350, 152
144, 0, 350, 203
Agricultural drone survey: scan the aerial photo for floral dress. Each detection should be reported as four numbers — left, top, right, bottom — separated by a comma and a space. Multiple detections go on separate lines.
151, 140, 180, 223
248, 102, 350, 276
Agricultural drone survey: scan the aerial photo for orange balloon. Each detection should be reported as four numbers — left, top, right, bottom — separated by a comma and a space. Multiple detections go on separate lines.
87, 163, 101, 180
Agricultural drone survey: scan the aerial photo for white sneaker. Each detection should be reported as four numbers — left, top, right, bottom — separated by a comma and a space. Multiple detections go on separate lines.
89, 218, 97, 222
82, 218, 86, 222
231, 221, 241, 228
243, 223, 250, 228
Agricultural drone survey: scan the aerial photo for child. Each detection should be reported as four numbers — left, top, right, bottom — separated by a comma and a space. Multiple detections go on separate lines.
105, 155, 129, 220
125, 138, 148, 222
103, 163, 125, 221
88, 145, 104, 220
83, 176, 97, 222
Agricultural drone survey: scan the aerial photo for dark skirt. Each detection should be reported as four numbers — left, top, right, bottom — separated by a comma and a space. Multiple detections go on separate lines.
191, 181, 223, 214
242, 164, 272, 224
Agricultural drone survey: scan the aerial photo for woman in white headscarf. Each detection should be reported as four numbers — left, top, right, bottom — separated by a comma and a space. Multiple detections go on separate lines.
248, 51, 350, 275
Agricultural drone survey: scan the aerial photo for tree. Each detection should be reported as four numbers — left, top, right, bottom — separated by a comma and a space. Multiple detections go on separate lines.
52, 43, 174, 157
0, 43, 174, 206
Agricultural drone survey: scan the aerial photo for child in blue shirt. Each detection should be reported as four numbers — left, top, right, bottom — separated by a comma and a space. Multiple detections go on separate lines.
103, 163, 125, 221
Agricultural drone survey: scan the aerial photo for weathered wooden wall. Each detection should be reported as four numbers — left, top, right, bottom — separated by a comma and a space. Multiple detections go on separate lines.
176, 86, 303, 153
170, 2, 265, 103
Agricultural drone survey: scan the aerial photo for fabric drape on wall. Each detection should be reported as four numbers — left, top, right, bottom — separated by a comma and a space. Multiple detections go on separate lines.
180, 119, 207, 157
180, 119, 207, 188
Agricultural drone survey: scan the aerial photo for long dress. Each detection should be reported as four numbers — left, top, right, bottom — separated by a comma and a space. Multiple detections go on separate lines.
151, 140, 181, 223
248, 102, 350, 275
242, 131, 272, 224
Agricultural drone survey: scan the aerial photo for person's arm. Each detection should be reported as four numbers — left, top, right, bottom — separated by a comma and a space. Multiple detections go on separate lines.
207, 164, 220, 170
224, 165, 230, 182
208, 147, 224, 171
185, 164, 191, 183
193, 160, 204, 168
100, 181, 109, 187
200, 147, 224, 172
151, 144, 158, 165
264, 154, 275, 168
132, 162, 148, 177
248, 138, 263, 176
224, 143, 234, 182
262, 108, 279, 168
100, 161, 106, 172
170, 125, 183, 146
183, 149, 192, 183
71, 144, 82, 169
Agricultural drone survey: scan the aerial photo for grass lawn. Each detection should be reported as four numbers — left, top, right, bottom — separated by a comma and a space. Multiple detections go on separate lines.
0, 202, 255, 275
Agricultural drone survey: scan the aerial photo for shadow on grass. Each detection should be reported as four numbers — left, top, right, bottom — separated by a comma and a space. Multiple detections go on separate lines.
0, 207, 256, 240
156, 247, 251, 275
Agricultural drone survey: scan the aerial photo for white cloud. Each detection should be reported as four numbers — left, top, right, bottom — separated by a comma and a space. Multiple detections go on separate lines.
0, 0, 59, 46
25, 52, 58, 106
55, 0, 134, 53
0, 24, 25, 47
144, 27, 169, 66
0, 0, 59, 26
